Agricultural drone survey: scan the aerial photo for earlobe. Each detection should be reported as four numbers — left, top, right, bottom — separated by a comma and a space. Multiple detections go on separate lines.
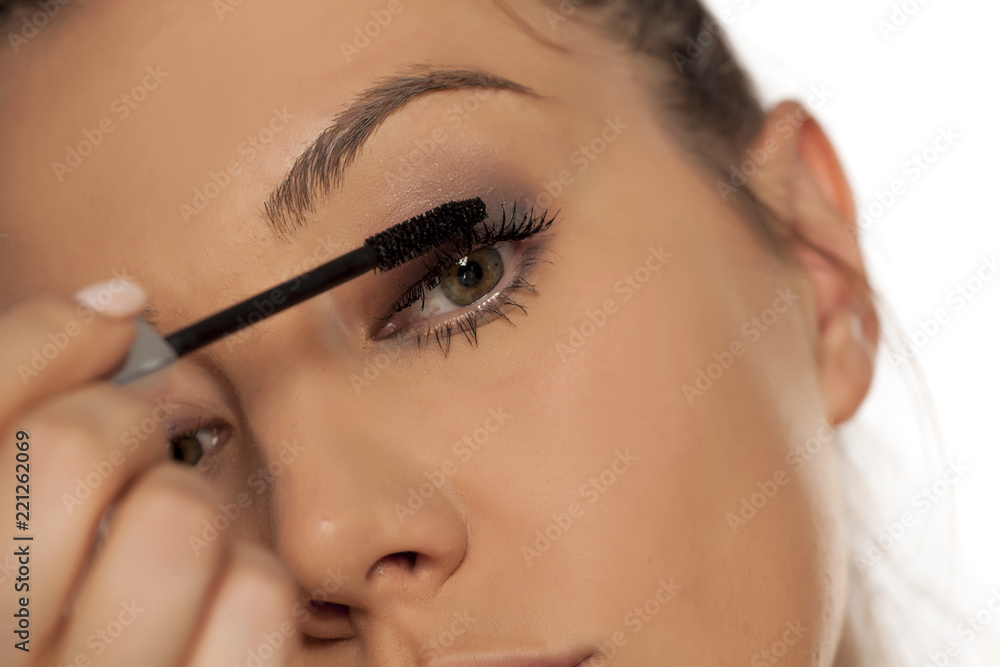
745, 100, 880, 424
818, 308, 876, 424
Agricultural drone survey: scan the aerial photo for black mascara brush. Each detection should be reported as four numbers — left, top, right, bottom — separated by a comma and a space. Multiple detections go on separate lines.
112, 197, 488, 385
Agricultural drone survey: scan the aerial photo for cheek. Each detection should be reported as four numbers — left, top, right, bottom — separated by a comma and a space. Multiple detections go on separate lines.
506, 211, 847, 659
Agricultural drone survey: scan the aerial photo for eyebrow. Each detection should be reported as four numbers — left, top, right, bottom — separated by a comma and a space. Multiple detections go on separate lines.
261, 68, 536, 239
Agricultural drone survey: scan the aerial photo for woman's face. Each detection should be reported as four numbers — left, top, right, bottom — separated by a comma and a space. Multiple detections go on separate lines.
0, 0, 855, 664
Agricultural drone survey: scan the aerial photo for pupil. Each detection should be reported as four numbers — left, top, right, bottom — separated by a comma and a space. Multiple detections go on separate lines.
456, 260, 483, 288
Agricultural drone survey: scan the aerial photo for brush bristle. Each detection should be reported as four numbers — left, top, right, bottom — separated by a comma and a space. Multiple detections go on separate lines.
365, 198, 488, 272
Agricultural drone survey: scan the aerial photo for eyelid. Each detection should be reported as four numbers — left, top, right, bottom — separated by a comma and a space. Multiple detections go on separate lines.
375, 240, 527, 336
369, 200, 557, 352
381, 201, 556, 313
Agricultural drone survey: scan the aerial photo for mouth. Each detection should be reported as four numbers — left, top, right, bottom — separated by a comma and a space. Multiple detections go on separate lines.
426, 649, 596, 667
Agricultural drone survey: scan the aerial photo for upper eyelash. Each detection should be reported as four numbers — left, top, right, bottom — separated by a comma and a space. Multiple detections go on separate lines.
166, 416, 203, 445
383, 201, 557, 316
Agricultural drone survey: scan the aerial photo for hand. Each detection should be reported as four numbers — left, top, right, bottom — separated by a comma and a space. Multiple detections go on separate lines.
1, 280, 298, 667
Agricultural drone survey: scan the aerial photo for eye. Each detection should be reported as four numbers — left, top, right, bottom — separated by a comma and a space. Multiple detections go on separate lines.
376, 241, 518, 336
168, 422, 230, 467
373, 202, 557, 351
441, 247, 504, 306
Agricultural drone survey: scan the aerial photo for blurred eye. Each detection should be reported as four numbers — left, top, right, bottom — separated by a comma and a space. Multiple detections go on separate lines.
169, 423, 229, 466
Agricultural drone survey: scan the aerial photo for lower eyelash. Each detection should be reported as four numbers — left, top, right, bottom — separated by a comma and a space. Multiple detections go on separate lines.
413, 251, 548, 355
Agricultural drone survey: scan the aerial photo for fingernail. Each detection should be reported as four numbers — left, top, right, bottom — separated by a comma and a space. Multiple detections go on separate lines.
74, 279, 146, 317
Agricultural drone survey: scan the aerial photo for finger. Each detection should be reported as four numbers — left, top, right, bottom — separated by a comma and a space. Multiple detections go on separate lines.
57, 464, 228, 667
0, 280, 145, 419
19, 383, 171, 643
186, 543, 299, 667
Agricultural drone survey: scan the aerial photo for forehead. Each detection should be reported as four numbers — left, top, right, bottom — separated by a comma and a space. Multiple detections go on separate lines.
0, 0, 676, 340
0, 1, 633, 293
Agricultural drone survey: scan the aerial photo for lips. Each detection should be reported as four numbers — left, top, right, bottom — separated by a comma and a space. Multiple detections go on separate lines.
426, 649, 595, 667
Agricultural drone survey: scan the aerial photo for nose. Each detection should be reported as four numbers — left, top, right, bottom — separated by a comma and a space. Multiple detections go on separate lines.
268, 423, 468, 633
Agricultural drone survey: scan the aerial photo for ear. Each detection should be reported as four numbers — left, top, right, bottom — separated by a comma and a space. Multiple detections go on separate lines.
746, 101, 879, 425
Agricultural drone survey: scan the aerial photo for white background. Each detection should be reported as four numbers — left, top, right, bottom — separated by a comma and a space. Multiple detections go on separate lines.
701, 0, 1000, 663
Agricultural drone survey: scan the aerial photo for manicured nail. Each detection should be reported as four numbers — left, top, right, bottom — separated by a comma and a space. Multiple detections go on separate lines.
74, 278, 146, 317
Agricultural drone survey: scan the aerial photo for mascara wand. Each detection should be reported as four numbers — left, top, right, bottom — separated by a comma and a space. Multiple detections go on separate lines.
111, 197, 488, 385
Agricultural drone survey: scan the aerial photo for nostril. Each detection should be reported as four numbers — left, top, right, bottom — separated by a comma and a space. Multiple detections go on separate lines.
307, 599, 350, 614
370, 550, 420, 577
301, 599, 353, 641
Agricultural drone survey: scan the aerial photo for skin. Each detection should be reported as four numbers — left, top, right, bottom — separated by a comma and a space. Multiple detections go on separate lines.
0, 1, 879, 665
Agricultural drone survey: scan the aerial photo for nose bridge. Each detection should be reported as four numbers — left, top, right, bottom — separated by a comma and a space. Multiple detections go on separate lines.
260, 392, 469, 610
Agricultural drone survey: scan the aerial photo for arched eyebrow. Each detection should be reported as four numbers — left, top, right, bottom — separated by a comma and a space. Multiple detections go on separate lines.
260, 68, 536, 239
